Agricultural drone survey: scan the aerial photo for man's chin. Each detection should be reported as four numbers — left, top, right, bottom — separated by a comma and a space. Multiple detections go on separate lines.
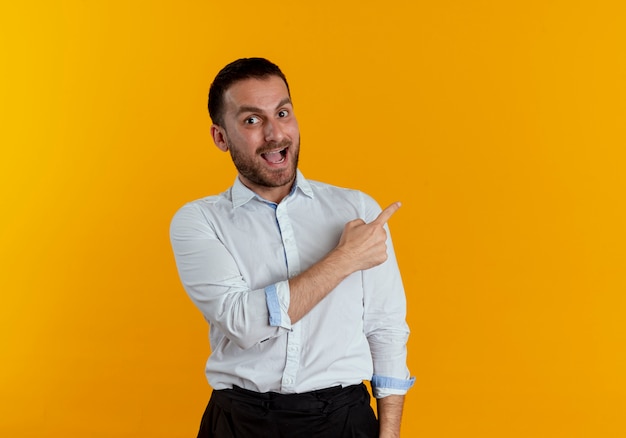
266, 171, 297, 188
242, 167, 296, 190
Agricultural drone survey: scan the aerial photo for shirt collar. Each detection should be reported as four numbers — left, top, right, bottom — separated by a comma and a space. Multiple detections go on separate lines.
231, 169, 314, 208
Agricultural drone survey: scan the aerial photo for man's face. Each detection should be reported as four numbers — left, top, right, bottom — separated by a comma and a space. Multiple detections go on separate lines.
213, 76, 300, 200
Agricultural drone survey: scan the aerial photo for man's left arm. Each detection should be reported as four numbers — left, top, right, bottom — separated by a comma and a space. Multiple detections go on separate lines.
360, 193, 414, 436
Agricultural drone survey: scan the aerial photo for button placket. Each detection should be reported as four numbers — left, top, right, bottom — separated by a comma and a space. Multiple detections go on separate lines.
275, 202, 302, 391
275, 203, 301, 278
281, 324, 301, 391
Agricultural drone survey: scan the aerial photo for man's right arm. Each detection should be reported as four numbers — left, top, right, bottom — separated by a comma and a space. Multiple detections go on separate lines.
170, 203, 285, 349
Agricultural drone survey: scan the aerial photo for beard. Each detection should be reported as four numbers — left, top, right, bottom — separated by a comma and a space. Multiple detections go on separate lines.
227, 135, 300, 189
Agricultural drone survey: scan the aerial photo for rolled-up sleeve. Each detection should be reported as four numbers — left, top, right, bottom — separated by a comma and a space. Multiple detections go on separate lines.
265, 281, 292, 328
170, 203, 291, 350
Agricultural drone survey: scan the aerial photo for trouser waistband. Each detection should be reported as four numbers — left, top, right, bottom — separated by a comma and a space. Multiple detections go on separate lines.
213, 383, 368, 414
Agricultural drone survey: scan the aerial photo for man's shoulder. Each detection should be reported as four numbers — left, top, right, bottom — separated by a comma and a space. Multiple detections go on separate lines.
185, 192, 228, 207
171, 189, 232, 222
306, 178, 363, 197
305, 178, 376, 205
301, 177, 382, 223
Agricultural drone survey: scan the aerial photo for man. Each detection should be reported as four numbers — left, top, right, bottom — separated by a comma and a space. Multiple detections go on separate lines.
170, 58, 413, 437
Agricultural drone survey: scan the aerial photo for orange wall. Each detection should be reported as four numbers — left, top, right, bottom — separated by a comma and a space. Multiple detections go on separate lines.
2, 1, 625, 436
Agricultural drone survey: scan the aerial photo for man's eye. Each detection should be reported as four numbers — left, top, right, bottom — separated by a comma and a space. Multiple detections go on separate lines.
244, 116, 259, 125
278, 110, 289, 118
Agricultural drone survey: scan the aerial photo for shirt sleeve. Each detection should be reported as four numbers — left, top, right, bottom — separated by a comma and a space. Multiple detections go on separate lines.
360, 193, 415, 398
170, 203, 292, 350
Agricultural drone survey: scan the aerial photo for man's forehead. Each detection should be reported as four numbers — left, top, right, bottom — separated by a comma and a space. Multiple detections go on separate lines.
223, 76, 290, 109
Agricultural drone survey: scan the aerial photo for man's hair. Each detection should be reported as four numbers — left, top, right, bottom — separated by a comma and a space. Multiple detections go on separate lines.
208, 57, 290, 127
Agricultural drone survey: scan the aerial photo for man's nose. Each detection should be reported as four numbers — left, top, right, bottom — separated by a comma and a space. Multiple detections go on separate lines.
264, 118, 285, 143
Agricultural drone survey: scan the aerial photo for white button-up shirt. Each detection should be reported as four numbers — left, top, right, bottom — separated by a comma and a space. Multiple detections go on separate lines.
170, 171, 414, 398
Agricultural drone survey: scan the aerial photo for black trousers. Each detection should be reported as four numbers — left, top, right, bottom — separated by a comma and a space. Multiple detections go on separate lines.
197, 383, 379, 438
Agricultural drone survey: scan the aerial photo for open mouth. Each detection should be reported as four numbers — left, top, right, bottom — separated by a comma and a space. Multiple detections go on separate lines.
261, 147, 288, 164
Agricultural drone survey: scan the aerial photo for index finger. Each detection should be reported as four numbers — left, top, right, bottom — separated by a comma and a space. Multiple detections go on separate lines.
371, 202, 402, 226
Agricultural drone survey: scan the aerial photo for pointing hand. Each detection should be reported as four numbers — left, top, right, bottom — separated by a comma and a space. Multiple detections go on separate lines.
335, 202, 401, 272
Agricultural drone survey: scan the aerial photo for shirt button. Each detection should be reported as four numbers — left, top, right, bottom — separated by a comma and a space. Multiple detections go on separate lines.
284, 378, 293, 385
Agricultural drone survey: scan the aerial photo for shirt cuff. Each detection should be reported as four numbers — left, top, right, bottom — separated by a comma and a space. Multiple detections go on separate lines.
371, 374, 416, 398
265, 281, 292, 329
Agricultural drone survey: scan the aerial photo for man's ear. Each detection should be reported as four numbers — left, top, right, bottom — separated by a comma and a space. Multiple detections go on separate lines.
211, 124, 229, 152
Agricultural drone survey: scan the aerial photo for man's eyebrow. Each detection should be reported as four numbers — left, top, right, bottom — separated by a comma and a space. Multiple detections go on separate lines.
276, 97, 292, 109
235, 98, 293, 117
